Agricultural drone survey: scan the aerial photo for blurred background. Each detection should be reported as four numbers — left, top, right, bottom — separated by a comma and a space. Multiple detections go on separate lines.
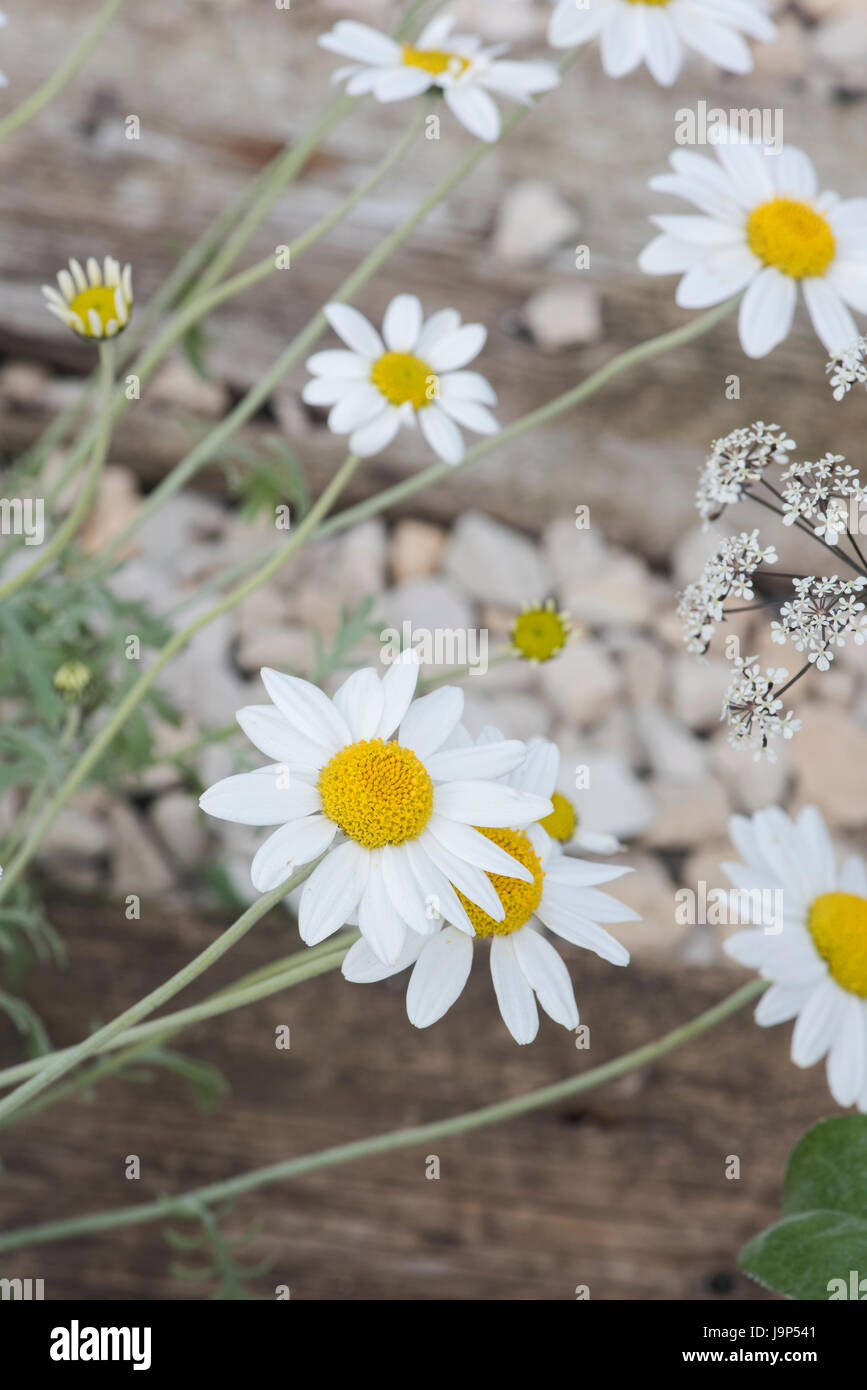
1, 0, 865, 1299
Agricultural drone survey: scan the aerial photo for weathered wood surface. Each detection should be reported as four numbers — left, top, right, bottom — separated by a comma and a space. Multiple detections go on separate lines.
0, 893, 834, 1301
1, 2, 865, 558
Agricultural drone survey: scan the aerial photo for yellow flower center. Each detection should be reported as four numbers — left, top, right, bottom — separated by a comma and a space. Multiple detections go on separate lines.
455, 828, 544, 938
540, 791, 577, 844
624, 0, 671, 5
746, 198, 836, 280
370, 351, 438, 411
318, 738, 433, 850
807, 892, 867, 998
69, 285, 122, 338
511, 604, 570, 663
401, 44, 471, 77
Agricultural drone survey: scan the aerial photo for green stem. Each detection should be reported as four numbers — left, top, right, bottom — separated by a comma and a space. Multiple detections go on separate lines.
0, 454, 362, 903
0, 341, 115, 603
0, 0, 125, 144
0, 862, 322, 1129
0, 979, 765, 1255
0, 933, 356, 1094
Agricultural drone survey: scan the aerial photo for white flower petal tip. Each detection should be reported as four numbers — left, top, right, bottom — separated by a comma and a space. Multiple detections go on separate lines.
42, 255, 133, 341
718, 804, 867, 1111
309, 293, 495, 463
641, 134, 866, 359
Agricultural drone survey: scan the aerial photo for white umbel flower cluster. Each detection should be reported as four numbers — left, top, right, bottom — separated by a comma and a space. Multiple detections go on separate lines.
696, 422, 795, 523
678, 530, 778, 655
722, 656, 801, 761
779, 454, 865, 546
827, 337, 867, 401
771, 576, 867, 672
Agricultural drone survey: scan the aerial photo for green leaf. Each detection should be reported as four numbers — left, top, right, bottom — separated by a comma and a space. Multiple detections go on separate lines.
783, 1114, 867, 1222
740, 1116, 867, 1300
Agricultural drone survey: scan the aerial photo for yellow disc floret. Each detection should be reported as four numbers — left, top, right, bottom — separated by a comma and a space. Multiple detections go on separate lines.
540, 791, 577, 844
318, 738, 433, 849
401, 45, 471, 77
746, 198, 836, 280
370, 351, 438, 410
807, 892, 867, 998
455, 828, 544, 938
511, 601, 571, 663
69, 286, 123, 339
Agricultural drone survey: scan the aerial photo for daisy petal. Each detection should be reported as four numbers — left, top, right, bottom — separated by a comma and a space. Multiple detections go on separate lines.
377, 647, 420, 739
419, 405, 465, 465
490, 935, 539, 1044
250, 815, 336, 891
331, 667, 385, 741
407, 926, 474, 1027
199, 766, 320, 825
433, 780, 552, 828
398, 685, 464, 758
324, 302, 384, 358
299, 840, 369, 946
738, 266, 796, 358
260, 667, 352, 750
382, 293, 423, 352
513, 927, 579, 1029
444, 84, 501, 143
342, 930, 425, 983
802, 277, 858, 356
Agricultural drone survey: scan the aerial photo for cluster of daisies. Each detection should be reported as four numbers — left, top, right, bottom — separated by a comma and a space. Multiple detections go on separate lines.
679, 424, 867, 759
199, 649, 639, 1045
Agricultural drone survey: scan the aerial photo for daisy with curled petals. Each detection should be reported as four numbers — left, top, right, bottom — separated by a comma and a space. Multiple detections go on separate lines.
342, 727, 639, 1044
547, 0, 776, 87
304, 294, 499, 465
639, 140, 867, 358
199, 651, 553, 967
41, 256, 133, 340
723, 806, 867, 1111
318, 15, 559, 143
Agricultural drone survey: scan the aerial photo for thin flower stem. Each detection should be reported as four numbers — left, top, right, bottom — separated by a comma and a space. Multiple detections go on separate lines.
316, 299, 739, 542
0, 861, 326, 1130
773, 663, 812, 699
0, 979, 765, 1256
0, 933, 357, 1093
0, 0, 125, 144
0, 341, 115, 603
0, 453, 362, 904
757, 479, 864, 575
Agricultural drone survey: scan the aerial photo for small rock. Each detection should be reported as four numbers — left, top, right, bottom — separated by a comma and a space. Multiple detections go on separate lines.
236, 623, 316, 676
543, 516, 609, 593
110, 803, 176, 897
814, 13, 867, 92
150, 791, 209, 871
389, 519, 447, 583
461, 690, 552, 741
78, 466, 142, 557
613, 634, 668, 707
634, 705, 709, 784
671, 654, 731, 731
491, 181, 581, 264
644, 775, 730, 849
709, 728, 790, 813
39, 806, 111, 860
150, 357, 230, 417
445, 512, 550, 608
792, 704, 867, 828
0, 361, 50, 405
520, 284, 603, 351
375, 577, 476, 676
567, 552, 658, 628
538, 640, 620, 726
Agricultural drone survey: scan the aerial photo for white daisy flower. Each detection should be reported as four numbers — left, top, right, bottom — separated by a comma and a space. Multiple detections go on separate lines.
639, 140, 867, 358
41, 256, 133, 340
199, 651, 553, 967
723, 806, 867, 1112
304, 294, 500, 465
318, 15, 560, 143
547, 0, 776, 87
342, 727, 638, 1044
